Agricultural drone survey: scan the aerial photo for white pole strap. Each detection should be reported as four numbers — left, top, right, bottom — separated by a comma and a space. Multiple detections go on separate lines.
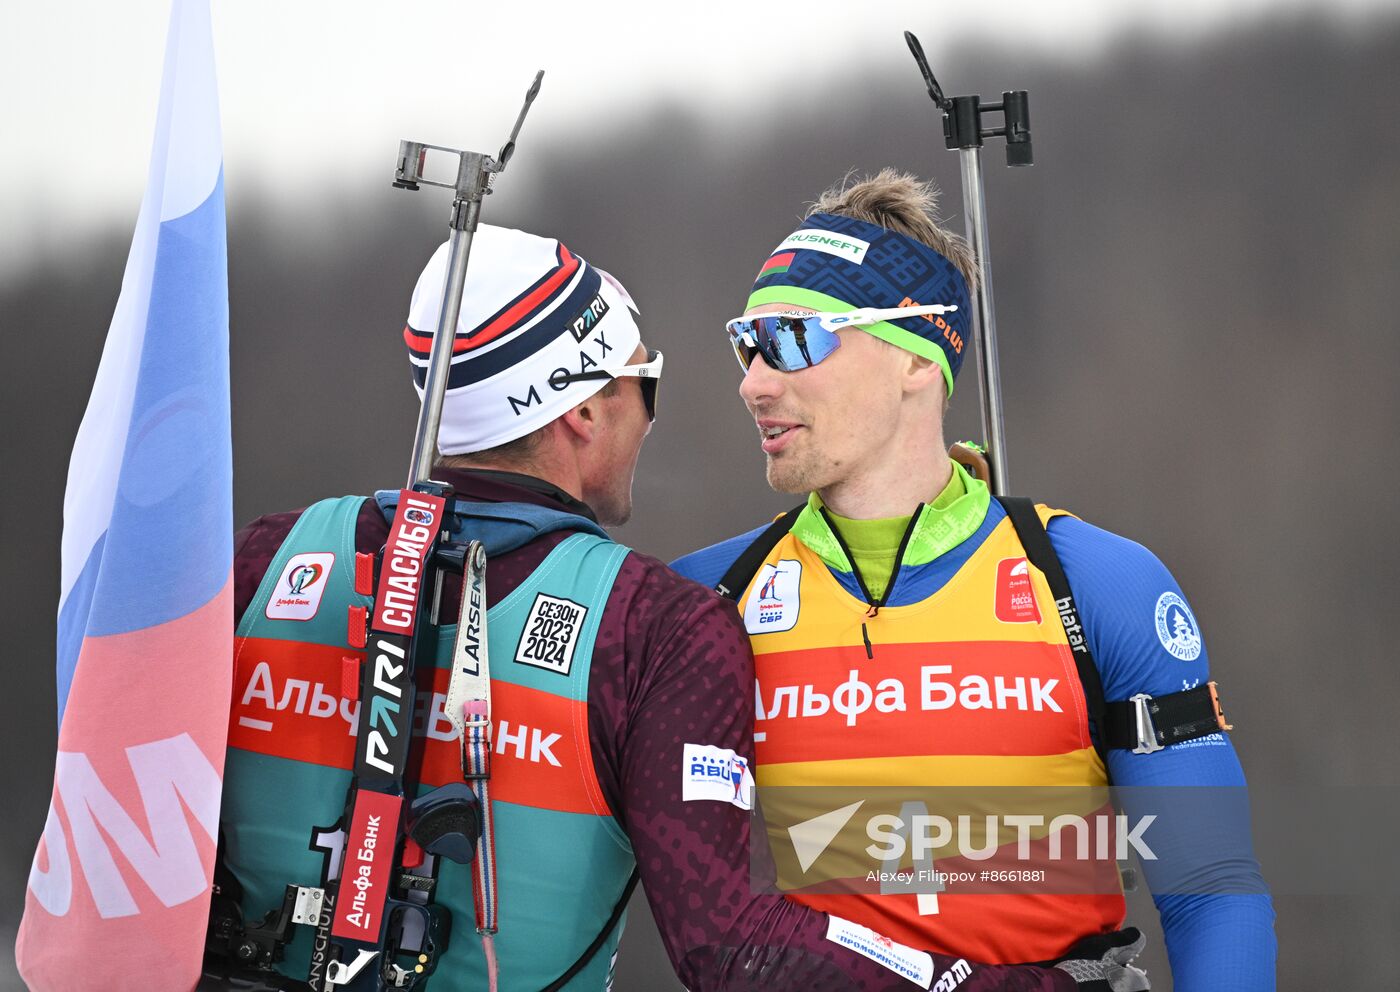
446, 541, 491, 730
445, 538, 501, 982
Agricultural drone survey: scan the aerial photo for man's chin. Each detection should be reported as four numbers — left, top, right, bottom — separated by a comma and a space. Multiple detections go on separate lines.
596, 503, 632, 528
764, 457, 815, 496
593, 488, 634, 528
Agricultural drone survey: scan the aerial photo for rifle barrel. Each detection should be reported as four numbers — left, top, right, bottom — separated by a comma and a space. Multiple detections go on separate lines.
958, 146, 1010, 495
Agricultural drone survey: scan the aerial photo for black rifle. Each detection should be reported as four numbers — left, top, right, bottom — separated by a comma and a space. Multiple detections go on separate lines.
205, 72, 543, 992
905, 30, 1031, 495
316, 70, 544, 992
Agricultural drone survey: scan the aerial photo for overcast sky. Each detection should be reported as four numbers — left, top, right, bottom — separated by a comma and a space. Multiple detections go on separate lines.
1, 0, 1394, 278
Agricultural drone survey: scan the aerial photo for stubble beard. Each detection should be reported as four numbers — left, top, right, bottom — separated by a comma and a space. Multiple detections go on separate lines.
593, 482, 633, 528
765, 450, 825, 496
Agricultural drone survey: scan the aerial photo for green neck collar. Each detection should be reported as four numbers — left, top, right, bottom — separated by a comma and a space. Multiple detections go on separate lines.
791, 460, 991, 576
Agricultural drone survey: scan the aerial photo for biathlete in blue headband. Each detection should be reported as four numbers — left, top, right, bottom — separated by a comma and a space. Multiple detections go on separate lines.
673, 169, 1277, 991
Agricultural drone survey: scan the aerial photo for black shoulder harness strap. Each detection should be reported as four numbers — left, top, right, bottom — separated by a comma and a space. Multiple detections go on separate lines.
997, 497, 1112, 763
714, 504, 806, 600
996, 496, 1233, 768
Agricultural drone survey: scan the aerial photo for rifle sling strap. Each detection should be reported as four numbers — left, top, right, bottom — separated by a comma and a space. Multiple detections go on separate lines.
996, 496, 1232, 763
714, 505, 805, 601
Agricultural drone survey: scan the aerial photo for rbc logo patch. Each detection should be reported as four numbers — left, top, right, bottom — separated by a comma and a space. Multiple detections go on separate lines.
1154, 591, 1203, 661
744, 560, 802, 634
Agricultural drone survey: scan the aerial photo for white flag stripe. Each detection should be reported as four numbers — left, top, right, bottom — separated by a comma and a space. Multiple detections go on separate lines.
156, 0, 221, 223
57, 0, 222, 612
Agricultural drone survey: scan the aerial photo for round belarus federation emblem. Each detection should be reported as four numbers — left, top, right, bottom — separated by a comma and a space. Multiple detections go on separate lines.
1154, 591, 1202, 661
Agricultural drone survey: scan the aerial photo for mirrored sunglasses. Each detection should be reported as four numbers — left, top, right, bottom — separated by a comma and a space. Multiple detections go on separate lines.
725, 304, 958, 373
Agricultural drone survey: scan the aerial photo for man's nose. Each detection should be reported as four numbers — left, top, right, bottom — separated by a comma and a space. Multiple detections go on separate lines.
739, 351, 785, 407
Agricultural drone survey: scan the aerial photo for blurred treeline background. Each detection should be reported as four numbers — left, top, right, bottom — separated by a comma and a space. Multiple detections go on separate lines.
4, 12, 1399, 990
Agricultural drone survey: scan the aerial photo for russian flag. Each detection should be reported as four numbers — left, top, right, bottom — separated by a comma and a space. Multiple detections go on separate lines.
16, 1, 232, 988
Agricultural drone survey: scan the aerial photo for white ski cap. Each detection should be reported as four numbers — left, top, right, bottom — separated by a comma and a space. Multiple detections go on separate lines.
404, 225, 641, 455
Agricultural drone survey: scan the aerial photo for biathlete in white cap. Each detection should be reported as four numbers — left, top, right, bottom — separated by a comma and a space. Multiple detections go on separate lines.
210, 224, 1103, 990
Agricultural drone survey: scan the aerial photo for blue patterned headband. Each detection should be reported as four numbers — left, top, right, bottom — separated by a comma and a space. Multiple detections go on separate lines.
746, 212, 971, 393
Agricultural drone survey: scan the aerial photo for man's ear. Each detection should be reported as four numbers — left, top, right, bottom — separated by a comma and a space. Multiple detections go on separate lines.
559, 396, 600, 444
901, 351, 945, 396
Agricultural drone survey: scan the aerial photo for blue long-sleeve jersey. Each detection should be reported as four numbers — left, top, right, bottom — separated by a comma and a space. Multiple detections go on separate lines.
672, 500, 1277, 991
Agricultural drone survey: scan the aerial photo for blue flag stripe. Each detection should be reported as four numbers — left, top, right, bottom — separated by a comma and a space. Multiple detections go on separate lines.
55, 535, 105, 722
82, 172, 231, 642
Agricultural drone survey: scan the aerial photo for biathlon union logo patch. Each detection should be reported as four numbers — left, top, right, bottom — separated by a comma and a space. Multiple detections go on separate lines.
1154, 591, 1203, 661
681, 742, 754, 810
744, 560, 802, 634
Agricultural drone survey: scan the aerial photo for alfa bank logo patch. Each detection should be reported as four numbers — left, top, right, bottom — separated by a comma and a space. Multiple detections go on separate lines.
744, 559, 802, 634
994, 557, 1042, 624
266, 552, 335, 621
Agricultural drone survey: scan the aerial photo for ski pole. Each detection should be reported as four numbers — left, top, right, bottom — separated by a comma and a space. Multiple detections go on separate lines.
396, 70, 544, 487
904, 31, 1032, 496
